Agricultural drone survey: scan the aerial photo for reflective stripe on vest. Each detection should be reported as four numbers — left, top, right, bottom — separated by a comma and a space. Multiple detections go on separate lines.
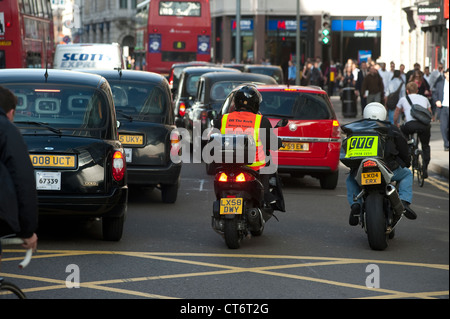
221, 112, 266, 170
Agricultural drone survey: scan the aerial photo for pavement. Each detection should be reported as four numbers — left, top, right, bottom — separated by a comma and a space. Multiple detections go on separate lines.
330, 96, 449, 180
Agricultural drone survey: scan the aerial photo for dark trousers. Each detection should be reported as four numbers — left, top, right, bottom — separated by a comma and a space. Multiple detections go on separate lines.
401, 121, 431, 167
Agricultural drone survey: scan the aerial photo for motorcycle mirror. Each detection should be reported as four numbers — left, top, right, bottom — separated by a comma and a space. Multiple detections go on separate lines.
274, 119, 289, 128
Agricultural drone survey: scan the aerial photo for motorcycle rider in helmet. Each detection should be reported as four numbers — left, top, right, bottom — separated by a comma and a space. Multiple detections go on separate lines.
346, 102, 417, 225
216, 85, 285, 211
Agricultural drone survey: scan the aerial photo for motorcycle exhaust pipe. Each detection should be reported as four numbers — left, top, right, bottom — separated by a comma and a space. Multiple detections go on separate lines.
386, 184, 404, 217
247, 208, 264, 231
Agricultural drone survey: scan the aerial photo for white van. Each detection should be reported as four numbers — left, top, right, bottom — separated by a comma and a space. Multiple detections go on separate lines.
53, 43, 126, 70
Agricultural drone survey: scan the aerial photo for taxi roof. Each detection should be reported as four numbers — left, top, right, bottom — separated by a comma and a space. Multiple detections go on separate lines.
0, 68, 107, 88
250, 84, 327, 94
78, 69, 167, 85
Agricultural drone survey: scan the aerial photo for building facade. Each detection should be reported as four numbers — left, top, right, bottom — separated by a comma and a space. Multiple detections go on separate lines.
52, 0, 448, 73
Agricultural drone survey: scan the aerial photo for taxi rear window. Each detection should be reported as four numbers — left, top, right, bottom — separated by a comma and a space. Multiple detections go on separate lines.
8, 84, 109, 137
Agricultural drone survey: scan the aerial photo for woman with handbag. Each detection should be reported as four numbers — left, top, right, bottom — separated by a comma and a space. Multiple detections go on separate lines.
394, 81, 432, 178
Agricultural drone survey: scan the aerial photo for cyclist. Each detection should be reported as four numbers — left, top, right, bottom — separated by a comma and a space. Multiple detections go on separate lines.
0, 86, 38, 260
394, 81, 432, 178
346, 102, 417, 226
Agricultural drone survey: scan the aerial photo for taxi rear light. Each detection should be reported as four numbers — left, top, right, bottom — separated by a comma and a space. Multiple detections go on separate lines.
179, 103, 186, 117
112, 151, 125, 181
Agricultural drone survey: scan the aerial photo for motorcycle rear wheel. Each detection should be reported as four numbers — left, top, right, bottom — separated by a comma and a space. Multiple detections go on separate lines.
224, 219, 241, 249
365, 193, 388, 250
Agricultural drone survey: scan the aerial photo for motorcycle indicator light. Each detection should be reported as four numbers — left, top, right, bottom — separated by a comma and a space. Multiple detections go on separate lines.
363, 160, 378, 167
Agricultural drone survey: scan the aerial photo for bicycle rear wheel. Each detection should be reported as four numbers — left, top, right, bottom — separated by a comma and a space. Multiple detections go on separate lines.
416, 151, 424, 187
0, 280, 27, 299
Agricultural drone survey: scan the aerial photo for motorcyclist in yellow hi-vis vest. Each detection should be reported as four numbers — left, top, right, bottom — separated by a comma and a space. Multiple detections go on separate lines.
217, 85, 285, 211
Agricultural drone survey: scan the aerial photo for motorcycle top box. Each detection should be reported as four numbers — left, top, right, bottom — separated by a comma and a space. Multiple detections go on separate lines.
340, 119, 389, 169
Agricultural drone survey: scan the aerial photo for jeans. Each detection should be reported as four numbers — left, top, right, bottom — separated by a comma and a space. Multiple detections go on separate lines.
346, 166, 413, 206
439, 106, 449, 148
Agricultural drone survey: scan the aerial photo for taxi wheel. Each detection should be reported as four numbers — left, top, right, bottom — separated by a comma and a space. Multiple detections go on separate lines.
161, 181, 179, 204
102, 215, 124, 241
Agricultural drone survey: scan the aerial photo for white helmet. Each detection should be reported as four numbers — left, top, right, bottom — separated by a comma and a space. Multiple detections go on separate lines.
363, 102, 387, 121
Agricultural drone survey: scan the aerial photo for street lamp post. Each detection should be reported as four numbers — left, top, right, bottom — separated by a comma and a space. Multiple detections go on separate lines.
296, 0, 301, 85
236, 0, 241, 64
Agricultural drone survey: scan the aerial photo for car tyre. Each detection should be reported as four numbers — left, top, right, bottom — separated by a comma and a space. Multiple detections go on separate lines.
102, 214, 125, 241
161, 180, 179, 203
319, 170, 339, 190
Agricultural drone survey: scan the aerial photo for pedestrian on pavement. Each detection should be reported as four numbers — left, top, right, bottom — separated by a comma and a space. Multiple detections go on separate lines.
362, 65, 384, 104
385, 70, 405, 124
410, 69, 431, 99
433, 68, 449, 151
406, 63, 422, 82
301, 61, 312, 86
378, 62, 390, 96
355, 61, 368, 114
394, 81, 432, 178
288, 60, 296, 85
0, 86, 38, 259
310, 61, 323, 88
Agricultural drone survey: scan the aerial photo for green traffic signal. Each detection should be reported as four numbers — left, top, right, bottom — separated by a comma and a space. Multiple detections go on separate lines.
322, 29, 330, 37
322, 37, 330, 45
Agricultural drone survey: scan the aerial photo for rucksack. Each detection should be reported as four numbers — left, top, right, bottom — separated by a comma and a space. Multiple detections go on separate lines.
386, 82, 403, 110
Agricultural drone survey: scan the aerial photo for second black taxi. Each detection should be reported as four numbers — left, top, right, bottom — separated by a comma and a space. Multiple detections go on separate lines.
81, 69, 182, 203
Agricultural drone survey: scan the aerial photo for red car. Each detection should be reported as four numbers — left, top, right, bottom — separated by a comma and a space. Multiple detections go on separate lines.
217, 84, 341, 189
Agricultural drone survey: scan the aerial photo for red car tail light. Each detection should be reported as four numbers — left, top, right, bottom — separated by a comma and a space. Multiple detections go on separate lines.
331, 120, 341, 139
112, 151, 125, 181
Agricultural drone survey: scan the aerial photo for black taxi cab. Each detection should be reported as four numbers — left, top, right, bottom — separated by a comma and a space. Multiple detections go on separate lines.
80, 69, 182, 203
0, 68, 128, 241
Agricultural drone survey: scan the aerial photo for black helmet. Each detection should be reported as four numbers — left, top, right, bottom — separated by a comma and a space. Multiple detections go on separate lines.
234, 85, 262, 113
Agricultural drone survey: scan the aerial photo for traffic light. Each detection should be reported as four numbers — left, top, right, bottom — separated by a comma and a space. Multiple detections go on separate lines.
320, 12, 331, 45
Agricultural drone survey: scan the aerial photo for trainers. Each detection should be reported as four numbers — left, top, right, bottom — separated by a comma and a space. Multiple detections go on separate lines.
401, 200, 417, 220
349, 203, 360, 226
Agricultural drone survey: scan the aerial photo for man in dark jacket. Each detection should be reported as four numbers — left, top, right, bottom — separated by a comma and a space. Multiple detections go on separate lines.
0, 86, 38, 257
345, 102, 416, 226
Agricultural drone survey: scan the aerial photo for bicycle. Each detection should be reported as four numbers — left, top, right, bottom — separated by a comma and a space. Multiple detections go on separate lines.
0, 237, 33, 299
408, 132, 425, 187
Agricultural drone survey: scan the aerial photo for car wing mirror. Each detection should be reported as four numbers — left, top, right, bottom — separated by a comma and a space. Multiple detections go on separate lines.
274, 118, 289, 128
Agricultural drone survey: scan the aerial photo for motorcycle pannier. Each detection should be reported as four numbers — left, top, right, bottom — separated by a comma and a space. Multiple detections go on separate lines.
208, 134, 256, 165
340, 119, 389, 168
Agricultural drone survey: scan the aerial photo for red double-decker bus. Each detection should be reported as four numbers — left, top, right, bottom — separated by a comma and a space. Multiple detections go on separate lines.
0, 0, 54, 69
135, 0, 211, 75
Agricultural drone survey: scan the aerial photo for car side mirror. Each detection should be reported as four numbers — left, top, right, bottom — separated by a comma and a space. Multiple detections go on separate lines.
274, 119, 288, 128
117, 120, 121, 129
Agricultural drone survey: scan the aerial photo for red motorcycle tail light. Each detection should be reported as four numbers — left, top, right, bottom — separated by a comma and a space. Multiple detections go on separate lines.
235, 173, 246, 182
217, 172, 228, 182
363, 160, 378, 167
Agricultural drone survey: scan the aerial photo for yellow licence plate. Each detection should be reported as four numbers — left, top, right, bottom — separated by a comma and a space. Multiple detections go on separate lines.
220, 198, 243, 215
362, 172, 381, 185
280, 142, 309, 151
119, 134, 144, 146
30, 154, 76, 168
